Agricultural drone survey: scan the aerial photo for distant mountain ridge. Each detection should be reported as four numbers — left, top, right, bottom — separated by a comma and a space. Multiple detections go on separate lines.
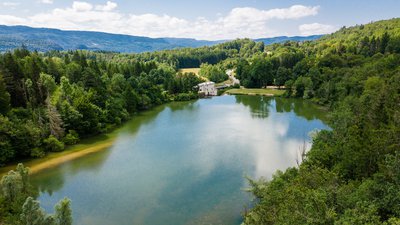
0, 25, 323, 53
255, 35, 322, 45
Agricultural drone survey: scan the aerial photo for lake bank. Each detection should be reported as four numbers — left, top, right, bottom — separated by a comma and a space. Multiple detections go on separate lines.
225, 88, 286, 96
0, 101, 181, 177
0, 129, 120, 177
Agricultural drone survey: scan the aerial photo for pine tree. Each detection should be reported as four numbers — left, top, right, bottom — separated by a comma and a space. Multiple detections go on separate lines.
54, 198, 72, 225
20, 197, 46, 225
16, 163, 30, 194
380, 32, 390, 53
0, 170, 23, 202
0, 73, 10, 115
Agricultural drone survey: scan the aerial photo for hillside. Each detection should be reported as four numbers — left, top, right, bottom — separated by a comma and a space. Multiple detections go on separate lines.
305, 18, 400, 56
240, 18, 400, 225
0, 25, 322, 53
256, 35, 322, 45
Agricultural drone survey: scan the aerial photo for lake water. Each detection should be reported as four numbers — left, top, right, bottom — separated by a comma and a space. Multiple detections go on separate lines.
31, 95, 328, 225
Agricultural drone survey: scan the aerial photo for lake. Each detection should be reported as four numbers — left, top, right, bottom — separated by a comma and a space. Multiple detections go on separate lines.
31, 95, 328, 225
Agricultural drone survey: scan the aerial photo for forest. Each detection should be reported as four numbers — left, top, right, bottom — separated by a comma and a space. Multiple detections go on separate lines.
0, 18, 399, 224
241, 18, 400, 224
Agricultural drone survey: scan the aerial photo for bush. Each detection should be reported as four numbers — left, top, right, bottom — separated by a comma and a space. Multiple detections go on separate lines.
62, 130, 79, 145
43, 135, 65, 152
174, 92, 198, 101
30, 147, 45, 158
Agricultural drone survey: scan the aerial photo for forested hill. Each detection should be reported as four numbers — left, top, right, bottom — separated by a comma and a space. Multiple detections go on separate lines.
0, 25, 218, 52
240, 18, 400, 225
256, 35, 322, 45
0, 25, 322, 53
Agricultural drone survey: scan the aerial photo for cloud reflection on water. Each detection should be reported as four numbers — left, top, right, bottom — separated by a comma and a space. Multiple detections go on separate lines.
191, 97, 313, 181
31, 95, 328, 225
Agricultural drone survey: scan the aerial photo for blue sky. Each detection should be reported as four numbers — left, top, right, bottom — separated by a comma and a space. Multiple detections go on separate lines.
0, 0, 399, 40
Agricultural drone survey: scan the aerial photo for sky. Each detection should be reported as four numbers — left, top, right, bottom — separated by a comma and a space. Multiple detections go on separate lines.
0, 0, 399, 40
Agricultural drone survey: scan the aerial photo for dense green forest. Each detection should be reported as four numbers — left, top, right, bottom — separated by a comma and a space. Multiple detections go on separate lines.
242, 18, 400, 224
0, 49, 207, 165
0, 17, 399, 224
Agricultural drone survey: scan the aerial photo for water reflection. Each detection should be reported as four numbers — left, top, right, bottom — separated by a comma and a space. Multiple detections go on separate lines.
31, 95, 328, 225
274, 97, 328, 122
235, 95, 271, 118
32, 104, 174, 196
32, 147, 114, 196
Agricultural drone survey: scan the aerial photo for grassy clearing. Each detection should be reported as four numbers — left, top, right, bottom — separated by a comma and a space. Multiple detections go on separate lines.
178, 68, 201, 75
225, 88, 286, 96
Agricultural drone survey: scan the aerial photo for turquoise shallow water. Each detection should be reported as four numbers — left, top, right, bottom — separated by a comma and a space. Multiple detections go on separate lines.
31, 95, 328, 225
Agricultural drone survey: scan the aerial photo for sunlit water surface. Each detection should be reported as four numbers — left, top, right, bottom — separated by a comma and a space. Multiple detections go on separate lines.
31, 95, 328, 225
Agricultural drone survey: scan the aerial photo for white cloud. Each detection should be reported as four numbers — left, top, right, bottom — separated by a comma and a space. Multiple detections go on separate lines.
222, 5, 319, 23
95, 1, 117, 11
299, 23, 336, 35
0, 15, 27, 25
40, 0, 53, 4
72, 1, 93, 11
0, 2, 322, 40
2, 2, 20, 7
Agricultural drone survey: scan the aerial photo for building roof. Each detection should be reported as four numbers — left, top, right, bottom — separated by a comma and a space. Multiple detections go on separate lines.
198, 81, 215, 87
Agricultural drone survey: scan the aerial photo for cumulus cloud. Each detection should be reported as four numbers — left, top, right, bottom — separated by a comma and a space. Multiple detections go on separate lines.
0, 1, 322, 40
95, 1, 117, 11
0, 15, 27, 25
72, 1, 93, 11
40, 0, 53, 4
222, 5, 319, 23
2, 2, 21, 7
299, 23, 336, 35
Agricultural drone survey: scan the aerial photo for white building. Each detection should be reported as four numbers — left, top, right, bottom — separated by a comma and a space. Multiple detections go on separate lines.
198, 81, 217, 96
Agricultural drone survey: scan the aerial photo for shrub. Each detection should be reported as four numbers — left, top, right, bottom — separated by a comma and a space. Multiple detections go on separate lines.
30, 148, 45, 158
62, 130, 79, 145
174, 92, 198, 101
43, 135, 65, 152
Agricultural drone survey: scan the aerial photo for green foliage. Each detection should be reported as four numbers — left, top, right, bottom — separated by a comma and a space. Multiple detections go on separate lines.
243, 18, 400, 225
43, 135, 65, 152
0, 49, 198, 163
294, 76, 313, 98
54, 198, 72, 225
168, 72, 203, 94
30, 148, 45, 158
62, 130, 79, 145
236, 56, 274, 88
199, 63, 228, 83
0, 73, 10, 115
20, 197, 47, 225
173, 92, 198, 101
335, 202, 382, 225
1, 170, 23, 203
0, 164, 72, 224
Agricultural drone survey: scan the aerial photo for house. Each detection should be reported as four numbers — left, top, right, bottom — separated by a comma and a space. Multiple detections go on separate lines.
197, 81, 217, 96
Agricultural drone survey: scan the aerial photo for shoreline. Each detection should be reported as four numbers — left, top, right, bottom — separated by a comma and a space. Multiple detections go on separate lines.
224, 88, 286, 96
0, 137, 117, 177
0, 101, 173, 177
29, 140, 115, 175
